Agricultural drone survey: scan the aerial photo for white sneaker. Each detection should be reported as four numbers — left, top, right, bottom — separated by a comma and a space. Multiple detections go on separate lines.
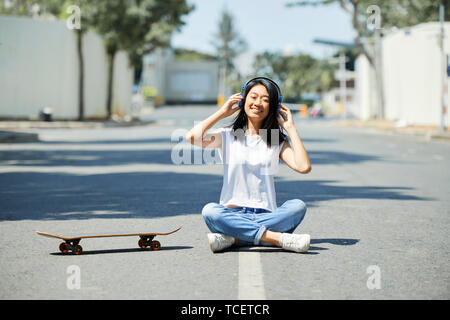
279, 233, 310, 253
207, 233, 235, 253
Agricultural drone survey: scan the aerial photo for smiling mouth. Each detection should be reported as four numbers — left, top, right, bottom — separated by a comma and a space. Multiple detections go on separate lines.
250, 107, 263, 113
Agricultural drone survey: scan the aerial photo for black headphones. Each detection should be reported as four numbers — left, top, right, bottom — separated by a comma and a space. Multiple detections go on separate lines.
238, 77, 282, 113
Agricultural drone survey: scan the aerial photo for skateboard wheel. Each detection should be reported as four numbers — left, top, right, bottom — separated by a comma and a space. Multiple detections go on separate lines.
59, 242, 69, 254
73, 245, 83, 255
151, 240, 161, 251
138, 239, 147, 249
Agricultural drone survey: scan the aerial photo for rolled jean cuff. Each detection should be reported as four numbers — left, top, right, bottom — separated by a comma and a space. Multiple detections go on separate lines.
254, 224, 267, 245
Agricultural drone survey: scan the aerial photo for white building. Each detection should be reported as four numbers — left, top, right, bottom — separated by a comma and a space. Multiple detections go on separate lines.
141, 48, 220, 105
321, 70, 356, 117
355, 22, 450, 127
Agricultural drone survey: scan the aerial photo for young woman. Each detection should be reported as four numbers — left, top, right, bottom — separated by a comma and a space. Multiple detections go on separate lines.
185, 77, 311, 253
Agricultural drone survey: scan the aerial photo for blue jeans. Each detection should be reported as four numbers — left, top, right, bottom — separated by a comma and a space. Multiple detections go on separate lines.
201, 199, 307, 246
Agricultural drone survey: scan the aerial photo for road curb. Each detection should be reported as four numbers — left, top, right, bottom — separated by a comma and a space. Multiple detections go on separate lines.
0, 120, 157, 143
0, 130, 39, 143
0, 119, 156, 130
332, 119, 450, 141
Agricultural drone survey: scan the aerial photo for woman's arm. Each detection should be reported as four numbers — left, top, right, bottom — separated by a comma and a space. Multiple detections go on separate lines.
277, 105, 311, 174
185, 110, 224, 149
185, 93, 242, 149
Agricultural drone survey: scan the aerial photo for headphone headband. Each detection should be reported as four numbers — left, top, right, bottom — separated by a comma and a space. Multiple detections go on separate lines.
240, 77, 282, 104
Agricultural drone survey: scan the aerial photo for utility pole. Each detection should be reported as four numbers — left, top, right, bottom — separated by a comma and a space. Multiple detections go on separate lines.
440, 4, 448, 132
374, 27, 384, 121
339, 52, 347, 119
313, 39, 354, 120
217, 63, 227, 106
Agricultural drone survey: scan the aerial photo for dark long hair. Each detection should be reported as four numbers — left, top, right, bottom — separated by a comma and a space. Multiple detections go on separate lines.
229, 78, 286, 148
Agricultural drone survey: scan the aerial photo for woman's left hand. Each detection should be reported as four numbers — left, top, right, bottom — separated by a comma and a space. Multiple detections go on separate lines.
277, 104, 295, 131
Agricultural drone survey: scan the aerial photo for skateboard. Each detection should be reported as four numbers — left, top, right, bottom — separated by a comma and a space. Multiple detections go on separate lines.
36, 226, 182, 255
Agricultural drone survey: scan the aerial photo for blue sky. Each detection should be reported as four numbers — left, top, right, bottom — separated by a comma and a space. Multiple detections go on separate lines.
171, 0, 355, 72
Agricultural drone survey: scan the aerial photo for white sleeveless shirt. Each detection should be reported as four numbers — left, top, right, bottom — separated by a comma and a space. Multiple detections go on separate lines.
218, 127, 285, 212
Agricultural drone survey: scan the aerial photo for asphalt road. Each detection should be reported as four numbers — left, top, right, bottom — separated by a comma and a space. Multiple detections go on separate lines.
0, 105, 449, 300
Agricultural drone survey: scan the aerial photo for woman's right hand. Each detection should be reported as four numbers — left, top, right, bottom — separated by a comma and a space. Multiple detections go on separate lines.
219, 93, 243, 118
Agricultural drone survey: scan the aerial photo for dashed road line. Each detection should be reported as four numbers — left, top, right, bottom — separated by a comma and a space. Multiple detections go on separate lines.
238, 249, 266, 300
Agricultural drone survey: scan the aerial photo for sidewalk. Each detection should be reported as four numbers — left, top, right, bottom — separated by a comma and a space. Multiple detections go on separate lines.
332, 119, 450, 141
2, 113, 450, 143
0, 118, 156, 143
0, 130, 39, 143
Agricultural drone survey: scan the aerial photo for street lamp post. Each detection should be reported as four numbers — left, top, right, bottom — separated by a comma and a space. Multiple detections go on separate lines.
313, 39, 354, 120
440, 4, 448, 132
339, 52, 347, 119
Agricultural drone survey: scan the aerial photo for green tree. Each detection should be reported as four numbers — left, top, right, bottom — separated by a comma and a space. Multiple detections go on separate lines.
0, 0, 36, 15
286, 0, 450, 118
89, 0, 193, 118
286, 0, 448, 65
57, 0, 95, 121
253, 51, 336, 102
173, 48, 218, 62
211, 8, 247, 95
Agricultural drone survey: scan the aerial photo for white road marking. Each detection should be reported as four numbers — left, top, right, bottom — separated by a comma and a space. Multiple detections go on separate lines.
0, 163, 222, 175
238, 250, 266, 300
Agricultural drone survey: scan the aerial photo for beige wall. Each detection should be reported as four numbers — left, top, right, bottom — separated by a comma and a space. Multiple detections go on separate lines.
0, 15, 133, 119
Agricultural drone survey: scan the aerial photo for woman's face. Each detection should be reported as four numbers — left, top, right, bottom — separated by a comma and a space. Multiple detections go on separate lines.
244, 84, 270, 121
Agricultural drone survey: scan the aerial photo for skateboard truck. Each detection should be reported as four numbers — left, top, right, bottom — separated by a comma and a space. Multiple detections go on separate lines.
59, 239, 83, 255
138, 235, 161, 251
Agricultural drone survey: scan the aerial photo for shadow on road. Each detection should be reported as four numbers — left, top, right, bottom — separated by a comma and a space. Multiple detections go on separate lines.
0, 171, 223, 220
0, 148, 380, 167
37, 136, 339, 145
0, 142, 432, 221
311, 238, 359, 246
225, 238, 359, 254
228, 247, 320, 254
0, 170, 430, 221
49, 245, 193, 256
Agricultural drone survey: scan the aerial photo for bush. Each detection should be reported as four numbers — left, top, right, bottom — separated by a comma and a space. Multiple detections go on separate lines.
142, 86, 157, 100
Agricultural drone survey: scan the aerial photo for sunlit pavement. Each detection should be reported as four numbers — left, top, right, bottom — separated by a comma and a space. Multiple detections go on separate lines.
0, 105, 449, 299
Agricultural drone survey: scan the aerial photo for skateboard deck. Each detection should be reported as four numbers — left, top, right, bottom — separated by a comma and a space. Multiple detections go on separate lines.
36, 226, 182, 255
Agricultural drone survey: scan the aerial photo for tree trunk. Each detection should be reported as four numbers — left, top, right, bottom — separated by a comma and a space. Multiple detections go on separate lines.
106, 50, 116, 119
374, 29, 385, 120
76, 30, 85, 121
349, 1, 385, 120
359, 36, 385, 121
